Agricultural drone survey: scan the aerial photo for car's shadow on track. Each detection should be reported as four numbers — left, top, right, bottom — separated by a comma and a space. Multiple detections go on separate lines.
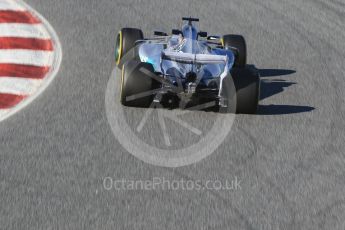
257, 69, 315, 115
258, 104, 314, 115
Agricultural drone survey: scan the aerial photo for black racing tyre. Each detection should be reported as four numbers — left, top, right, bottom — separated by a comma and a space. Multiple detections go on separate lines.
121, 60, 160, 107
231, 66, 260, 114
222, 34, 247, 67
115, 28, 144, 68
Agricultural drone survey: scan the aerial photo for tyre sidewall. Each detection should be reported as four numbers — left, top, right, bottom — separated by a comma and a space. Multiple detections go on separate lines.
121, 61, 159, 107
231, 66, 260, 114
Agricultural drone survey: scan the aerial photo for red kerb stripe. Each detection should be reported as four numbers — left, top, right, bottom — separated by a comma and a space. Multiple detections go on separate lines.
0, 93, 27, 109
0, 37, 53, 50
0, 10, 40, 24
0, 64, 50, 79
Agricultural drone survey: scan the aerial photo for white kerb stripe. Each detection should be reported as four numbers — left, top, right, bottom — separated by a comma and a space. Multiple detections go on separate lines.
0, 0, 25, 11
0, 77, 43, 95
0, 24, 51, 39
0, 50, 54, 66
0, 109, 10, 117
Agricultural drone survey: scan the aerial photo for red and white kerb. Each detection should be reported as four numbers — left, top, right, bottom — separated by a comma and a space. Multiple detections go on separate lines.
0, 0, 61, 121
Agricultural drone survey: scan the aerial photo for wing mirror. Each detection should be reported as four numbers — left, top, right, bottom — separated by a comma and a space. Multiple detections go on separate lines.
172, 29, 182, 35
198, 31, 208, 38
154, 31, 168, 36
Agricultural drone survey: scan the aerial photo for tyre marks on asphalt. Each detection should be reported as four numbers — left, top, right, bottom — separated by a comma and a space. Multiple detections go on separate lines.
0, 0, 62, 121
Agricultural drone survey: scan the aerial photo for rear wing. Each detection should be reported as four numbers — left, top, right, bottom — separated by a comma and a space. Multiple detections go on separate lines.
161, 51, 230, 96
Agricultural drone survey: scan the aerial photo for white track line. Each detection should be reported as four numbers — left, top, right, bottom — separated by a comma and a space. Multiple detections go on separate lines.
0, 24, 51, 39
0, 0, 25, 11
0, 77, 42, 95
0, 50, 54, 66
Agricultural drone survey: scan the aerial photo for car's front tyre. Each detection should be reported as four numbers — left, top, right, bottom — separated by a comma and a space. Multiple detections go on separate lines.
115, 28, 144, 68
222, 34, 247, 68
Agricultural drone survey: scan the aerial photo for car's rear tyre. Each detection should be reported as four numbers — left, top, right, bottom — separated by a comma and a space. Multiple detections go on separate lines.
121, 60, 160, 107
222, 35, 247, 67
115, 28, 144, 68
231, 66, 260, 114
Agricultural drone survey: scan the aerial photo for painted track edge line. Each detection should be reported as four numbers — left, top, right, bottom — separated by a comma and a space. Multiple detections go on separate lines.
0, 0, 62, 122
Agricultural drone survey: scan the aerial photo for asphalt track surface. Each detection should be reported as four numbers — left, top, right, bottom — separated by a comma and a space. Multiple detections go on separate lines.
1, 0, 345, 229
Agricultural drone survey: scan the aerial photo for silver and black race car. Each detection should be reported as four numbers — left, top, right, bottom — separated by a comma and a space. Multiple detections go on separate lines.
114, 17, 260, 114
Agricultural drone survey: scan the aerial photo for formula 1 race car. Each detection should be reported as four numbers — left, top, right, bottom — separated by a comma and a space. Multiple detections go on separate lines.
114, 17, 260, 114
